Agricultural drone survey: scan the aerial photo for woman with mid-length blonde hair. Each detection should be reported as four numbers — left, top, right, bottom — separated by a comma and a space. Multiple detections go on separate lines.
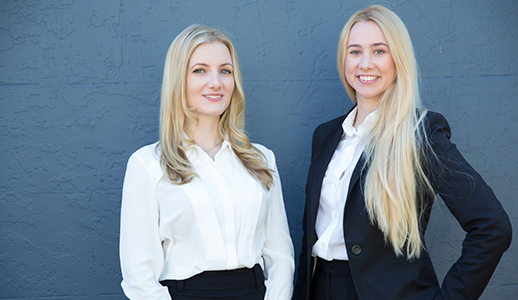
120, 24, 294, 300
293, 5, 511, 300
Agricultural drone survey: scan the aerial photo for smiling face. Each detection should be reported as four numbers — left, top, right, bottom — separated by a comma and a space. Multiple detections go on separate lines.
186, 42, 235, 122
345, 21, 396, 106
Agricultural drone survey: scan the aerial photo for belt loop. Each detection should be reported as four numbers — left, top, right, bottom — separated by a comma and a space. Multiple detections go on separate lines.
177, 279, 185, 292
253, 264, 262, 288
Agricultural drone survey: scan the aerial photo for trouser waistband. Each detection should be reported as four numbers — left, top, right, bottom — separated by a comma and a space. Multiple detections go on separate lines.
160, 264, 263, 292
315, 256, 352, 276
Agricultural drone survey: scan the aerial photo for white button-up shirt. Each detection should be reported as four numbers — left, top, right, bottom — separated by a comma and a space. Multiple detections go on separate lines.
312, 108, 377, 261
120, 141, 294, 300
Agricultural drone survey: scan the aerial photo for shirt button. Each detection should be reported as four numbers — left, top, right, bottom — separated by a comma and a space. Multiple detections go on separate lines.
351, 245, 362, 255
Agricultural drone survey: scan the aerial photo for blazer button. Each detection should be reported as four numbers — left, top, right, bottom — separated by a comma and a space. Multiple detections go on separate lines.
351, 245, 362, 255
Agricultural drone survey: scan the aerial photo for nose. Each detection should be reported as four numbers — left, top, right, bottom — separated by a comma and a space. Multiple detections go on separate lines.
208, 72, 222, 89
359, 53, 373, 70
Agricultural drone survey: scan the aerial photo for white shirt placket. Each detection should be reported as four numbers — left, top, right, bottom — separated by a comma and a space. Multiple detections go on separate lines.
204, 155, 239, 269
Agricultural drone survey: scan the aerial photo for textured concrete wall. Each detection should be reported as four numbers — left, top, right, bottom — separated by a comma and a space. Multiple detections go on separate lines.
1, 0, 516, 299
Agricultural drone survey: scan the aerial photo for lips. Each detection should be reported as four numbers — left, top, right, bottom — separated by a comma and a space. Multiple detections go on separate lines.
358, 75, 379, 83
204, 94, 223, 101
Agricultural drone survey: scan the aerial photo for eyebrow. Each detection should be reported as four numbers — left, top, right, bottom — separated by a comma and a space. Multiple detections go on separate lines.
347, 42, 389, 48
190, 62, 233, 69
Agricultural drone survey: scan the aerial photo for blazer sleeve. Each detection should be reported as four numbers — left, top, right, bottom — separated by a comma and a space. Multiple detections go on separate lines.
426, 112, 512, 300
261, 148, 295, 300
120, 153, 171, 300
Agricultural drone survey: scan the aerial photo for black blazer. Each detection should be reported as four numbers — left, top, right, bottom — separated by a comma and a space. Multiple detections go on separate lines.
293, 110, 512, 300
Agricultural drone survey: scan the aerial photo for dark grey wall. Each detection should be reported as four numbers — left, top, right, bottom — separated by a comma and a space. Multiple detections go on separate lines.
1, 1, 517, 299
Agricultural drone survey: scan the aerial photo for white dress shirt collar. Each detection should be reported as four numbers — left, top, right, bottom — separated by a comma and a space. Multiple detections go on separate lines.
342, 107, 379, 139
185, 139, 231, 160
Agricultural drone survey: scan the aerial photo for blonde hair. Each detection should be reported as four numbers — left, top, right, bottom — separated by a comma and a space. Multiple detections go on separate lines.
337, 5, 435, 259
159, 24, 273, 189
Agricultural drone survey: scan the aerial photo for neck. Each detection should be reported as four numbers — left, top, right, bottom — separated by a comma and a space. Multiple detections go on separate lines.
185, 117, 223, 156
354, 98, 379, 128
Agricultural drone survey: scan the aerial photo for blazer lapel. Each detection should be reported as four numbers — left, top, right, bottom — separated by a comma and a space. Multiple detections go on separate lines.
308, 124, 344, 228
346, 154, 366, 202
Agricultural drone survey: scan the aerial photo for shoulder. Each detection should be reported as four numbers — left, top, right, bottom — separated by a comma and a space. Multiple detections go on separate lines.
251, 143, 280, 171
312, 105, 354, 138
420, 110, 452, 141
127, 142, 161, 169
421, 111, 457, 156
423, 111, 449, 130
315, 114, 347, 134
252, 142, 275, 161
311, 113, 347, 150
125, 142, 164, 184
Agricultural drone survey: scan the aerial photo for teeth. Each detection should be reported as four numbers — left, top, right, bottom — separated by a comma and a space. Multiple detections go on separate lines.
359, 75, 377, 82
206, 95, 221, 99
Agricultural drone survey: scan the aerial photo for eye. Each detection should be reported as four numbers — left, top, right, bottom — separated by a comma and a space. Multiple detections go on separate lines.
193, 69, 205, 74
374, 49, 385, 55
349, 50, 361, 55
221, 69, 232, 75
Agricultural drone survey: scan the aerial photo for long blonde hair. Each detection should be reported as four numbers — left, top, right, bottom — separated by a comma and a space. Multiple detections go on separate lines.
337, 5, 435, 259
159, 24, 273, 189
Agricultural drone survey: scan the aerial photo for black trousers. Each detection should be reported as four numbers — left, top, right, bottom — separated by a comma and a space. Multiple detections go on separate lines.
311, 257, 359, 300
160, 264, 266, 300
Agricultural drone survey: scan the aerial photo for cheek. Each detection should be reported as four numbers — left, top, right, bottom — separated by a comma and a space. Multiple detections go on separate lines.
185, 77, 201, 106
385, 59, 396, 78
186, 76, 199, 94
344, 63, 356, 85
225, 78, 235, 93
344, 59, 357, 75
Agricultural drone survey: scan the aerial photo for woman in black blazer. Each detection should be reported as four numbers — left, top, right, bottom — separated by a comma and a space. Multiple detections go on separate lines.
293, 5, 512, 300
